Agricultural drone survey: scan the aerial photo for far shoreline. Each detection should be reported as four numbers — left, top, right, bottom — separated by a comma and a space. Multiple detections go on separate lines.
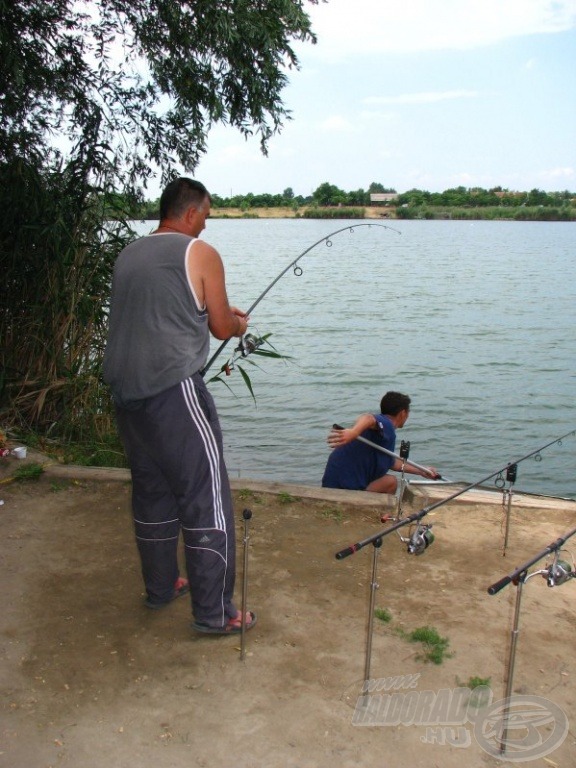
206, 206, 575, 222
208, 205, 395, 220
133, 205, 576, 223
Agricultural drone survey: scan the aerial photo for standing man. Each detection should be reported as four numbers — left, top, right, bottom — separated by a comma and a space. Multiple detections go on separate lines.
103, 177, 256, 635
321, 391, 438, 493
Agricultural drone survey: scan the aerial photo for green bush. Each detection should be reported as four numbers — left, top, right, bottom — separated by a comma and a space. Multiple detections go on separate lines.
302, 207, 366, 219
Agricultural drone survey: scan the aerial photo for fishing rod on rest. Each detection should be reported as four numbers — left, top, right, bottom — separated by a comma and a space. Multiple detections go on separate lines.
335, 427, 576, 560
486, 524, 576, 757
200, 222, 401, 377
487, 525, 576, 595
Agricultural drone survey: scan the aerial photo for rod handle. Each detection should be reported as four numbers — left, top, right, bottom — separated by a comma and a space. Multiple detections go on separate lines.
333, 423, 344, 430
487, 575, 512, 595
335, 544, 357, 560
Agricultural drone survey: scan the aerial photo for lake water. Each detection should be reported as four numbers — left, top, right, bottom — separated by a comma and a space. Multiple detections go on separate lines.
136, 218, 576, 499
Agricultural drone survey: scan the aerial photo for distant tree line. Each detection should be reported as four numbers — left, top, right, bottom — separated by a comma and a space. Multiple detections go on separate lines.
128, 182, 576, 220
129, 181, 397, 218
395, 186, 576, 221
396, 186, 575, 208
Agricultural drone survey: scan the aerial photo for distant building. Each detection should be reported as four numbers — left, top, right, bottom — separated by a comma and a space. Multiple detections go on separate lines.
370, 193, 398, 204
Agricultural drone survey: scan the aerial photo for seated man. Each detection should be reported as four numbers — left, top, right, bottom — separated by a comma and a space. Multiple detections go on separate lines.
321, 391, 438, 494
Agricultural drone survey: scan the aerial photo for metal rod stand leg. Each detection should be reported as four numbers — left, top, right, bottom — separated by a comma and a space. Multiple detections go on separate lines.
396, 469, 407, 520
502, 489, 513, 557
499, 572, 526, 755
362, 537, 383, 705
240, 508, 252, 662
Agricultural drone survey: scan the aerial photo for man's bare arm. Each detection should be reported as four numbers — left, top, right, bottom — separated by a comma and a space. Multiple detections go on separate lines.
187, 240, 248, 340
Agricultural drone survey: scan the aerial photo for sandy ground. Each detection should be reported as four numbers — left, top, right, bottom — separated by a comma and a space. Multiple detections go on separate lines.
1, 453, 575, 768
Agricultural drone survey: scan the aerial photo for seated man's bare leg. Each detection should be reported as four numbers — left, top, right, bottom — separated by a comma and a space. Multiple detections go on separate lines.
366, 474, 398, 494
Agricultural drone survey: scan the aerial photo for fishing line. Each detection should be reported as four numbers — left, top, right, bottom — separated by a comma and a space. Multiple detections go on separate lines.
201, 223, 401, 376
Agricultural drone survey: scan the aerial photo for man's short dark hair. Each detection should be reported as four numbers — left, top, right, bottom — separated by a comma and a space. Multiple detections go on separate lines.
380, 391, 411, 416
159, 177, 210, 220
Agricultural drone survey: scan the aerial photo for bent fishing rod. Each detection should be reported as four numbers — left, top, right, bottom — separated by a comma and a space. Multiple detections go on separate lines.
200, 223, 401, 376
332, 423, 442, 479
335, 427, 576, 560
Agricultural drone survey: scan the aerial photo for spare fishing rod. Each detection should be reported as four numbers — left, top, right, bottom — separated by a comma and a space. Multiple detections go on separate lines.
338, 429, 576, 713
487, 525, 576, 596
200, 223, 401, 376
486, 525, 576, 757
335, 427, 576, 560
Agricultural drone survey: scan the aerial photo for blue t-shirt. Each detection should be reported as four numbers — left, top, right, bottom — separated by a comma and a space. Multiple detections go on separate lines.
321, 414, 396, 490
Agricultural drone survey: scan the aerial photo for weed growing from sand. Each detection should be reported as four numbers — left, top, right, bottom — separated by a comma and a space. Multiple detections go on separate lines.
320, 507, 344, 522
374, 607, 392, 623
402, 626, 452, 665
237, 488, 259, 502
278, 492, 299, 504
12, 463, 44, 482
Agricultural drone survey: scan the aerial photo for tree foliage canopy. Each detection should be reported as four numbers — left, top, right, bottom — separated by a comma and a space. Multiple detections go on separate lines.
0, 0, 320, 438
0, 0, 319, 190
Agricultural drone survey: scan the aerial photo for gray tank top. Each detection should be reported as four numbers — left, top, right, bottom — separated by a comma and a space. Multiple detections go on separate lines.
103, 232, 210, 405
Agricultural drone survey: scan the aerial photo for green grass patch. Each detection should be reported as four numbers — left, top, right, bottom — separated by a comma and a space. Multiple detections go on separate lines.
49, 479, 70, 492
12, 462, 44, 482
236, 488, 259, 502
320, 507, 344, 522
302, 207, 366, 219
396, 625, 452, 665
374, 607, 392, 623
457, 676, 493, 711
278, 492, 300, 504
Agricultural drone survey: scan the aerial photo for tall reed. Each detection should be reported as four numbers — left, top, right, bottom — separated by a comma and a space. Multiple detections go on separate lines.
0, 157, 133, 445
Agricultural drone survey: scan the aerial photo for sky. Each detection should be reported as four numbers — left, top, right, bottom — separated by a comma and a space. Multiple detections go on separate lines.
191, 0, 576, 199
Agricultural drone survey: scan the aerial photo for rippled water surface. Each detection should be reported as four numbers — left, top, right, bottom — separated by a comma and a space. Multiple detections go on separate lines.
138, 219, 576, 498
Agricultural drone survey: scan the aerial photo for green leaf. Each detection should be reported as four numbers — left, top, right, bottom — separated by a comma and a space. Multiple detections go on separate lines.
236, 365, 256, 404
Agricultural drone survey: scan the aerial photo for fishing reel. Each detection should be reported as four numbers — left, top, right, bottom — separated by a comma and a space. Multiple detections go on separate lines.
407, 523, 435, 556
220, 333, 265, 376
238, 333, 264, 357
541, 554, 575, 587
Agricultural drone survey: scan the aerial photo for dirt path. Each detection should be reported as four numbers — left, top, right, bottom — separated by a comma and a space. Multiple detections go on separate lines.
0, 464, 575, 767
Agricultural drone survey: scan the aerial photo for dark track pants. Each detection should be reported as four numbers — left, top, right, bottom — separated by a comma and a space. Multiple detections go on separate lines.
115, 374, 236, 627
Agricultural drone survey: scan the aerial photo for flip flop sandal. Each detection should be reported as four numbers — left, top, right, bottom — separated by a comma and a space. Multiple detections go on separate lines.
192, 611, 257, 635
145, 577, 190, 609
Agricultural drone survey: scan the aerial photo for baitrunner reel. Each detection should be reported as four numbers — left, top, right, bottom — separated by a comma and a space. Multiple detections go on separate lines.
238, 333, 264, 357
526, 549, 576, 587
541, 555, 574, 587
407, 524, 435, 556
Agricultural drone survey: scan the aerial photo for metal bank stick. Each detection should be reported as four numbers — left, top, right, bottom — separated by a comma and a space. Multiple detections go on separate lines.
240, 508, 252, 661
